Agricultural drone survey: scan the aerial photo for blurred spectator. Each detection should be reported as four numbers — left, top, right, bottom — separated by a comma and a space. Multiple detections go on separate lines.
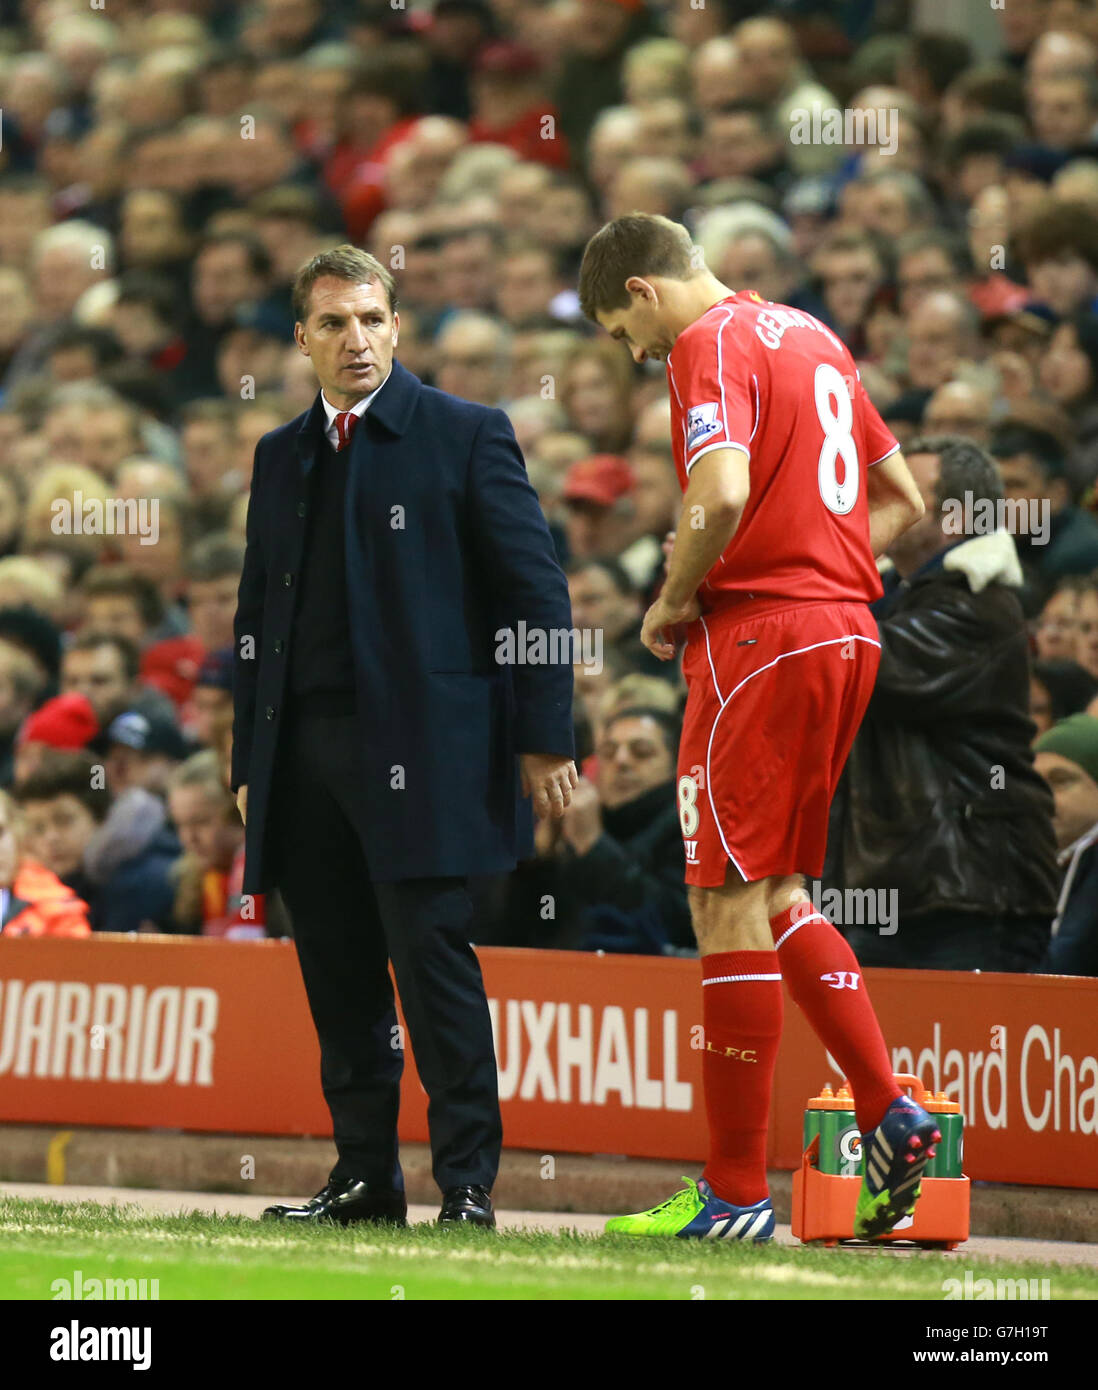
4, 221, 114, 388
1034, 713, 1098, 973
1034, 575, 1092, 660
560, 340, 635, 451
811, 230, 887, 353
1037, 312, 1098, 488
496, 242, 568, 330
491, 705, 690, 953
0, 787, 92, 938
434, 311, 510, 404
561, 454, 636, 562
175, 231, 273, 401
16, 748, 179, 934
190, 648, 233, 747
166, 749, 244, 935
904, 291, 982, 392
469, 42, 569, 169
183, 534, 245, 653
923, 381, 994, 444
568, 550, 637, 635
826, 437, 1059, 971
990, 420, 1098, 584
13, 692, 99, 786
0, 606, 62, 690
582, 670, 684, 776
0, 640, 46, 785
1017, 199, 1098, 317
60, 630, 175, 726
1074, 576, 1098, 678
77, 565, 165, 648
566, 554, 670, 683
554, 0, 656, 166
0, 557, 64, 623
101, 709, 191, 798
1031, 657, 1098, 737
731, 16, 840, 177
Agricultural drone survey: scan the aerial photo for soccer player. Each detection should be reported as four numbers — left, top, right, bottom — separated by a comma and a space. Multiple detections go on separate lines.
578, 213, 940, 1241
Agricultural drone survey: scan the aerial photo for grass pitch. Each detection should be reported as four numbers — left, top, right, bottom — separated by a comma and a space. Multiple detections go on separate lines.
1, 1195, 1094, 1301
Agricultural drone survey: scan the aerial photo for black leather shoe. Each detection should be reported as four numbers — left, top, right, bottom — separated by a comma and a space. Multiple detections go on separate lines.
438, 1184, 495, 1228
262, 1179, 406, 1227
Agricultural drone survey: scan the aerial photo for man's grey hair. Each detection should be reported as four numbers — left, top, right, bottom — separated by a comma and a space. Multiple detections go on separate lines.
31, 219, 115, 272
906, 434, 1004, 513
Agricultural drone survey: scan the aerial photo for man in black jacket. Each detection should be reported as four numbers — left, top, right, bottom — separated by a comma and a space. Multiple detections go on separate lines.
825, 435, 1060, 971
232, 245, 576, 1229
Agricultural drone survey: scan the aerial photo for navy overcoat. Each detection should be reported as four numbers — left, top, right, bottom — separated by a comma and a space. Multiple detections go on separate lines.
231, 359, 575, 892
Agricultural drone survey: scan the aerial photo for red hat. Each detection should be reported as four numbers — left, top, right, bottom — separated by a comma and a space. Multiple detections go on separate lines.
17, 693, 99, 750
475, 40, 543, 77
140, 636, 205, 709
562, 454, 635, 507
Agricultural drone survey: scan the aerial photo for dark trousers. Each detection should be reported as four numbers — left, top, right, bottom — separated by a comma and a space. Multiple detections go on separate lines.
846, 911, 1051, 972
267, 711, 502, 1194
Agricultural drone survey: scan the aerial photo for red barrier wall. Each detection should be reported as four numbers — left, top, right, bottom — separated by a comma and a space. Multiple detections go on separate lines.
0, 937, 1094, 1188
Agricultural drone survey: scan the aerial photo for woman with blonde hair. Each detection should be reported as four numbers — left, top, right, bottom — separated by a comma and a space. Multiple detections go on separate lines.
561, 339, 637, 453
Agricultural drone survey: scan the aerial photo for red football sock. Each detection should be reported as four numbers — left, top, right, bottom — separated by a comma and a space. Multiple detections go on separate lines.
770, 903, 901, 1133
699, 950, 783, 1207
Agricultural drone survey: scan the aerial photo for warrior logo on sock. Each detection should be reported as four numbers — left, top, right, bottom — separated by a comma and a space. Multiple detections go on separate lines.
820, 970, 860, 989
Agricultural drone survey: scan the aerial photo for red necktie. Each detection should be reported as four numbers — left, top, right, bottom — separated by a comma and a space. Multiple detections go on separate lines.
335, 411, 359, 452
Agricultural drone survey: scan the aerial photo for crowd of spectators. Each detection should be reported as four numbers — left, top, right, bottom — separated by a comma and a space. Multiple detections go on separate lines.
0, 0, 1097, 972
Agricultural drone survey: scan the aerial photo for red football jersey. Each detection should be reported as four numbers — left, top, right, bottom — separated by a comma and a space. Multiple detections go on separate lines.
665, 291, 900, 609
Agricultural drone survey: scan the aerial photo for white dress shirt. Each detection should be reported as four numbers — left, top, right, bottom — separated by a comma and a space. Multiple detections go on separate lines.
319, 369, 392, 449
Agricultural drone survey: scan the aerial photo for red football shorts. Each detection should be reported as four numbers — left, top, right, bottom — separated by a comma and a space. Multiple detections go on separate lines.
677, 599, 880, 887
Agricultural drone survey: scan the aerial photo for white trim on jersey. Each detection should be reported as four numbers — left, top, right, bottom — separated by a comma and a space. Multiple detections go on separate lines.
666, 356, 689, 462
868, 442, 901, 467
749, 374, 760, 443
685, 439, 752, 475
714, 307, 735, 452
703, 633, 883, 884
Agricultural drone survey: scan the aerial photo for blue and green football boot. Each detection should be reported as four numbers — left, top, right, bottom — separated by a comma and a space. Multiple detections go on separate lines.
605, 1177, 775, 1241
854, 1095, 941, 1238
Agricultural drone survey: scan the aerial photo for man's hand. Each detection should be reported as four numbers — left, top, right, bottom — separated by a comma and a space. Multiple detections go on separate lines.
640, 590, 701, 660
236, 785, 247, 825
560, 776, 602, 856
521, 753, 578, 817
